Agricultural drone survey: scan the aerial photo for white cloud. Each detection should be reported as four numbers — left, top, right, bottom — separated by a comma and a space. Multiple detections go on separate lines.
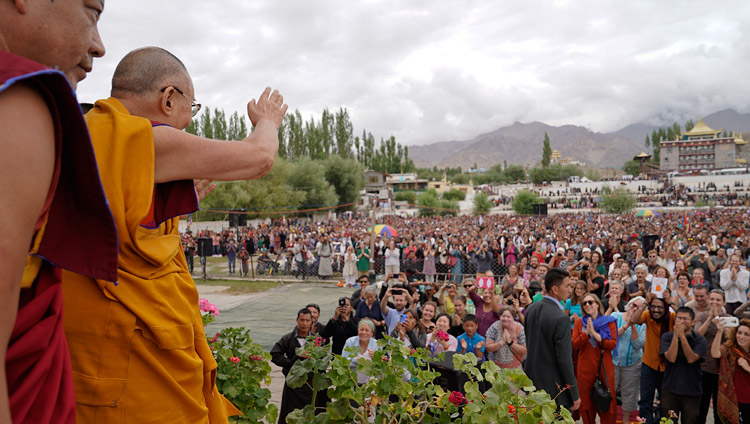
77, 0, 750, 146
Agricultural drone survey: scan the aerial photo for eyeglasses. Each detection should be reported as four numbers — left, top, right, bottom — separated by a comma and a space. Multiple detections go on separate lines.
649, 305, 665, 310
582, 300, 597, 306
160, 86, 201, 117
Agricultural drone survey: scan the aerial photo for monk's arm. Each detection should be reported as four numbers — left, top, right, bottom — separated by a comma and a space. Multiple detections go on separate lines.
152, 87, 287, 183
0, 84, 56, 423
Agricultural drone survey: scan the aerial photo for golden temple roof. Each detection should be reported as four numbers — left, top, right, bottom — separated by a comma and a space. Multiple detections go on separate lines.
684, 118, 722, 137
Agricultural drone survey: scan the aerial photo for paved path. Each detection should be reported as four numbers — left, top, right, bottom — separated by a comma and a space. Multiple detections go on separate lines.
199, 282, 350, 415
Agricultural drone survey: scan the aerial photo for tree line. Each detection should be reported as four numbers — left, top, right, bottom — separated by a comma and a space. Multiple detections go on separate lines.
186, 106, 415, 175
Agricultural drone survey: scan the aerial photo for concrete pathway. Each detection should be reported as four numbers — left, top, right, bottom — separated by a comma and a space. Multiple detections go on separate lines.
199, 282, 351, 415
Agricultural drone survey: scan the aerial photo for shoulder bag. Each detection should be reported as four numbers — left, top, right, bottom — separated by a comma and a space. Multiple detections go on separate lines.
591, 346, 612, 412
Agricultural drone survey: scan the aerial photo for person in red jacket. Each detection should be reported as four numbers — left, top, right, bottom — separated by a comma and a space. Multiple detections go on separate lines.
572, 293, 618, 424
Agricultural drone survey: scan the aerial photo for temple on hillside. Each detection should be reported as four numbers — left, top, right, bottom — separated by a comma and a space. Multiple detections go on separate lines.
659, 118, 750, 172
550, 149, 586, 166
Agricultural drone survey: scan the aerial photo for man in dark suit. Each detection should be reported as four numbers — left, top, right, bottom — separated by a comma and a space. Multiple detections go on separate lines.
524, 268, 581, 411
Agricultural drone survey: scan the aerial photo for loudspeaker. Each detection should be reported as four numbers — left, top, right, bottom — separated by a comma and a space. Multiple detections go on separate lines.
228, 210, 247, 227
532, 203, 548, 215
197, 238, 213, 257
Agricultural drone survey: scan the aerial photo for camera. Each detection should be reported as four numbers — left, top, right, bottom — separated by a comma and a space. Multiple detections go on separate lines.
393, 289, 403, 296
582, 265, 590, 272
338, 297, 347, 307
399, 314, 407, 324
506, 298, 515, 305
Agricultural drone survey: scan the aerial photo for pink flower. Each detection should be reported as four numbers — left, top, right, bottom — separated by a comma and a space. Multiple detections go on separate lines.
436, 330, 450, 342
199, 298, 220, 316
209, 332, 219, 343
314, 336, 324, 347
230, 357, 240, 364
448, 391, 464, 406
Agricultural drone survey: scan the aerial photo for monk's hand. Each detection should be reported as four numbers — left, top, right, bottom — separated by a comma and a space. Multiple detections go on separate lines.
247, 87, 288, 129
194, 179, 216, 201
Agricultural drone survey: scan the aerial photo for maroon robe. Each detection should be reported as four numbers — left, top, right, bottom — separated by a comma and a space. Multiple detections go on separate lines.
0, 50, 118, 424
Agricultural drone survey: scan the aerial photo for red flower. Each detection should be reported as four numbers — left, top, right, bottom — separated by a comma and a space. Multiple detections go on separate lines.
448, 391, 464, 406
314, 336, 324, 347
209, 332, 219, 343
230, 356, 240, 364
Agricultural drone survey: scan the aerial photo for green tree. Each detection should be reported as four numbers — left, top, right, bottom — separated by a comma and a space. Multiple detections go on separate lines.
394, 191, 417, 204
185, 118, 199, 136
322, 155, 364, 211
503, 165, 525, 183
200, 107, 213, 139
212, 108, 228, 140
541, 132, 552, 167
622, 160, 640, 176
450, 173, 471, 185
473, 191, 492, 215
334, 108, 354, 158
288, 158, 338, 209
198, 159, 307, 220
438, 199, 459, 216
442, 188, 467, 201
416, 189, 440, 217
227, 111, 248, 141
599, 187, 636, 214
512, 190, 540, 215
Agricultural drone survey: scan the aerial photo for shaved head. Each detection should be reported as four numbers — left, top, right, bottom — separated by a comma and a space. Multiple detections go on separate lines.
111, 47, 188, 96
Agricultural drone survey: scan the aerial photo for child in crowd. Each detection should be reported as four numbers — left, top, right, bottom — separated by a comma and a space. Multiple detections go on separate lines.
456, 314, 486, 362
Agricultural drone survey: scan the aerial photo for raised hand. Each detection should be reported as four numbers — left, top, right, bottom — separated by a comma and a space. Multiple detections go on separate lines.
194, 179, 216, 201
247, 87, 287, 129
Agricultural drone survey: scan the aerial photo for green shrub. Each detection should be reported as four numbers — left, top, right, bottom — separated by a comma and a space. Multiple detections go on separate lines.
286, 337, 574, 423
473, 192, 493, 215
209, 328, 277, 423
599, 187, 636, 214
394, 191, 417, 204
442, 188, 467, 202
512, 190, 541, 215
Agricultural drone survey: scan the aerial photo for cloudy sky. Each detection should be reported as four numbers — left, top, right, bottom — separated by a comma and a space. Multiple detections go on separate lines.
78, 0, 750, 145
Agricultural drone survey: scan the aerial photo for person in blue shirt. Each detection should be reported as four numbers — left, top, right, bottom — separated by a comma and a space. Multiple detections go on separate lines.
611, 296, 647, 422
456, 314, 486, 361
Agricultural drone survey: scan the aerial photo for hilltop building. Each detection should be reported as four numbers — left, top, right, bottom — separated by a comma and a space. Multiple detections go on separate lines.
550, 149, 586, 167
659, 118, 750, 172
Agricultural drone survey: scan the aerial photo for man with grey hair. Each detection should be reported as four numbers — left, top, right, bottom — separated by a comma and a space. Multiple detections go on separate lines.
62, 47, 287, 422
627, 264, 652, 298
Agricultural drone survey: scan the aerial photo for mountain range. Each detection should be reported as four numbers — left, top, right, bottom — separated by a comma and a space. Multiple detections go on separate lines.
408, 109, 750, 169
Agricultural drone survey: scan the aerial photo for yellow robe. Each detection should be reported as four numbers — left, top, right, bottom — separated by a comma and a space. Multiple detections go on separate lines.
62, 97, 239, 423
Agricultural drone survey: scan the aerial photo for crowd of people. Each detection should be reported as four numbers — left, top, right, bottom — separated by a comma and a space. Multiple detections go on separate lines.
265, 209, 750, 424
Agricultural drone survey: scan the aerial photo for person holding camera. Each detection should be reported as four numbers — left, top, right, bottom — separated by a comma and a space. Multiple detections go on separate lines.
321, 297, 358, 355
475, 242, 494, 277
381, 284, 415, 336
390, 309, 425, 349
711, 317, 750, 424
466, 278, 501, 337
